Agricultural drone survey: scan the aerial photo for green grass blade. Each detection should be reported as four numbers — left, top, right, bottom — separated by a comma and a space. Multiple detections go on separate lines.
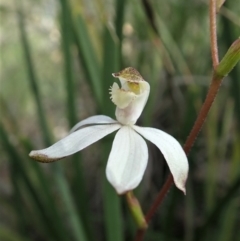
100, 0, 126, 238
0, 124, 63, 241
17, 4, 89, 240
59, 0, 77, 126
155, 15, 192, 76
9, 164, 32, 241
1, 96, 71, 240
16, 8, 52, 146
115, 0, 126, 67
193, 175, 240, 241
72, 10, 102, 106
101, 26, 123, 241
218, 135, 240, 241
222, 13, 240, 124
53, 166, 89, 241
59, 0, 93, 238
102, 25, 119, 115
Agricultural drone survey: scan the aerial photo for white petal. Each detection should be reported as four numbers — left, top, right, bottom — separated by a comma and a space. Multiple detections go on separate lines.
132, 125, 188, 194
106, 126, 148, 194
70, 115, 117, 133
29, 124, 121, 162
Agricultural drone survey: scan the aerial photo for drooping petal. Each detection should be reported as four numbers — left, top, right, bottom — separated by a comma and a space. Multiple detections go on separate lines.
106, 126, 148, 194
70, 115, 118, 133
132, 125, 188, 194
29, 124, 121, 162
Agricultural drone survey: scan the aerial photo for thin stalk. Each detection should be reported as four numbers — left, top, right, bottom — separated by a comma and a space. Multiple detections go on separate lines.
209, 0, 219, 68
139, 74, 222, 232
134, 74, 223, 241
134, 1, 222, 240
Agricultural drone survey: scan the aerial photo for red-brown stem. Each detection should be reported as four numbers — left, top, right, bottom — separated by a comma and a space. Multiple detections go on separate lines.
133, 2, 222, 240
134, 75, 223, 241
183, 76, 222, 153
209, 0, 219, 68
145, 175, 173, 223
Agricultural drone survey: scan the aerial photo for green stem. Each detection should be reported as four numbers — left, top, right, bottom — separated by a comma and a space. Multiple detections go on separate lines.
126, 191, 147, 229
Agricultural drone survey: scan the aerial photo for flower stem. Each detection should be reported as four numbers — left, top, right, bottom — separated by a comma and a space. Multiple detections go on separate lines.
126, 191, 148, 230
209, 0, 219, 68
183, 75, 222, 153
134, 1, 222, 240
134, 75, 223, 241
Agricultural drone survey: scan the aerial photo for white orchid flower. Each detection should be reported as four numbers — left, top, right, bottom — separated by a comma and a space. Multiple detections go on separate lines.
29, 67, 188, 194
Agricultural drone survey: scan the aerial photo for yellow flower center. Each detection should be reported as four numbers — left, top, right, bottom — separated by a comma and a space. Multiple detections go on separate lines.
127, 82, 140, 94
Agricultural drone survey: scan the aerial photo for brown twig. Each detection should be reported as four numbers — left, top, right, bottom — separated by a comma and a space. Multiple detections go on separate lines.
134, 1, 222, 240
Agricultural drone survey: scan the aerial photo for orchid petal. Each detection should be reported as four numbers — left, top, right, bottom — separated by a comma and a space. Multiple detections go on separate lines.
106, 126, 148, 194
29, 124, 121, 162
133, 126, 188, 194
70, 115, 118, 133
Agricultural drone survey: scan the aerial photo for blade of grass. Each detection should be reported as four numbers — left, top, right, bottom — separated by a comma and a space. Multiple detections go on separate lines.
221, 13, 240, 125
16, 4, 89, 240
193, 174, 240, 241
9, 163, 32, 241
1, 95, 71, 241
218, 134, 240, 241
59, 0, 93, 239
0, 124, 62, 241
102, 25, 119, 114
184, 176, 195, 241
60, 0, 77, 127
100, 0, 127, 237
155, 15, 192, 77
101, 24, 123, 241
71, 8, 102, 107
115, 0, 126, 67
53, 166, 89, 241
16, 8, 52, 146
205, 104, 218, 212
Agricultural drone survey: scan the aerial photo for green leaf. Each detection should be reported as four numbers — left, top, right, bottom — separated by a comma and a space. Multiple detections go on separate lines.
101, 25, 120, 116
215, 38, 240, 77
17, 8, 52, 146
73, 11, 102, 106
0, 124, 65, 241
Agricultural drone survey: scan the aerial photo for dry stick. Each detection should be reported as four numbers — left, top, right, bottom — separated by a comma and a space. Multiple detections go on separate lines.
134, 1, 220, 240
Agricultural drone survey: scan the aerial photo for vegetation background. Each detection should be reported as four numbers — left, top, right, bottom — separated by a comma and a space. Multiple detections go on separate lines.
0, 0, 239, 241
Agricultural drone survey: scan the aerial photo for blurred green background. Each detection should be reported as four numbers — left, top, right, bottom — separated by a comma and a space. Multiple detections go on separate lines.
0, 0, 240, 241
